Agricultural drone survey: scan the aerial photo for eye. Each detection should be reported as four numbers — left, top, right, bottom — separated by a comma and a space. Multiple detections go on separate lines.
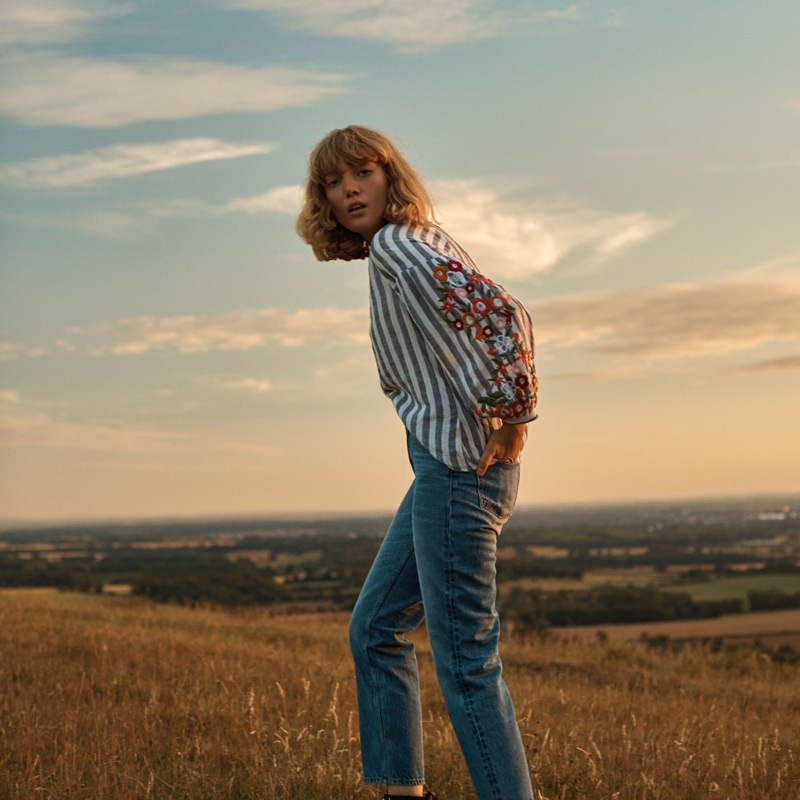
326, 178, 340, 188
358, 167, 372, 177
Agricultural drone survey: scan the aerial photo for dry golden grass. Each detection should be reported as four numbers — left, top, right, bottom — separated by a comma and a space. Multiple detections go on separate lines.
1, 588, 798, 800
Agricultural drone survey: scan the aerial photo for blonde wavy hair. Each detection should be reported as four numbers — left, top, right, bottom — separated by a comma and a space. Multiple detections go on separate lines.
296, 125, 435, 261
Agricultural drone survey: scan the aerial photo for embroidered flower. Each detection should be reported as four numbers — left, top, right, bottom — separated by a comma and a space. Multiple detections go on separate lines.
494, 334, 513, 354
448, 259, 464, 271
488, 295, 505, 311
440, 299, 457, 315
448, 271, 467, 288
433, 265, 449, 281
471, 297, 491, 316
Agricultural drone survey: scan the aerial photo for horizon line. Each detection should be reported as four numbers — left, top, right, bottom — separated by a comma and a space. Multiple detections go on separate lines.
2, 490, 799, 532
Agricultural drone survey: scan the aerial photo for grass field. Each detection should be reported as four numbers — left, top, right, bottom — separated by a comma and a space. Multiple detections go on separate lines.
2, 589, 799, 800
668, 573, 800, 604
554, 608, 800, 649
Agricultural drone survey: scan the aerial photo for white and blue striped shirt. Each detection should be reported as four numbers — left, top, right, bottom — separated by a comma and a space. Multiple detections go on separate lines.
368, 223, 538, 472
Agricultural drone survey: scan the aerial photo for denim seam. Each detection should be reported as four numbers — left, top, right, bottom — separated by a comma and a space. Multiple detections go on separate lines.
446, 469, 502, 800
362, 541, 419, 782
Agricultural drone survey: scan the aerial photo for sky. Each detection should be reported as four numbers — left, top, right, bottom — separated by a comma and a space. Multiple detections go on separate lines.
1, 0, 799, 522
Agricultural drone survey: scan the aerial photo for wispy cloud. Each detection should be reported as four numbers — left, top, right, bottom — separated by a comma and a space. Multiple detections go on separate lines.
732, 354, 800, 375
536, 272, 800, 363
223, 0, 582, 51
0, 55, 357, 128
0, 139, 276, 188
784, 97, 800, 114
139, 179, 672, 292
703, 157, 800, 174
149, 179, 668, 274
0, 392, 188, 453
0, 390, 21, 404
148, 185, 302, 219
0, 343, 22, 362
194, 375, 274, 394
56, 269, 800, 371
63, 307, 369, 355
226, 185, 303, 215
435, 180, 673, 279
0, 0, 121, 46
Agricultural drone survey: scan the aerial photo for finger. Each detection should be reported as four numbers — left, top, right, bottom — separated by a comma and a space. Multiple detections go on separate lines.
476, 447, 495, 477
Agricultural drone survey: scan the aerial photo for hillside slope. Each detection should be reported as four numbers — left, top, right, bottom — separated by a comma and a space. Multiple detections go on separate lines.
1, 589, 798, 799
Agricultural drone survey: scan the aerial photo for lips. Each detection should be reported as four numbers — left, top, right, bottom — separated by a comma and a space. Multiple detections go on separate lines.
347, 202, 366, 213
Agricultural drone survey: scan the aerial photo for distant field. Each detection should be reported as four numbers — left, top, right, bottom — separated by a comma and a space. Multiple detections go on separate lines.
2, 589, 799, 800
505, 571, 800, 605
555, 607, 800, 646
506, 566, 668, 593
668, 573, 800, 603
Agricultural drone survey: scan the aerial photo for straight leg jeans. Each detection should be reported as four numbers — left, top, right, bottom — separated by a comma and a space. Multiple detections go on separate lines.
348, 433, 534, 800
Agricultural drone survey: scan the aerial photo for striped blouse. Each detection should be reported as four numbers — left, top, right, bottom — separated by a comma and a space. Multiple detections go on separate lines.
368, 223, 538, 472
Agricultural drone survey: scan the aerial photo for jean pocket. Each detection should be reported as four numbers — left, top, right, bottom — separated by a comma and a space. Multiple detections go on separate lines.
477, 461, 520, 521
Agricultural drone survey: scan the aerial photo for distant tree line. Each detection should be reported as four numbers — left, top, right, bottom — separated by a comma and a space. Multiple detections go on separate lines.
132, 556, 286, 607
748, 589, 800, 611
0, 555, 101, 592
498, 585, 744, 631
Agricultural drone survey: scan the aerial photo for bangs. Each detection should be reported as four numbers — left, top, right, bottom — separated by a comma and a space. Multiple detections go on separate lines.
310, 127, 388, 184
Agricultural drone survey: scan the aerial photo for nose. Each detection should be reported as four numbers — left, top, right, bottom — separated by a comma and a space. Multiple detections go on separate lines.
343, 173, 359, 196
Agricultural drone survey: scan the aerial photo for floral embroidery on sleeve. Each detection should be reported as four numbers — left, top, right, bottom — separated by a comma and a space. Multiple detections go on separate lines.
429, 256, 537, 420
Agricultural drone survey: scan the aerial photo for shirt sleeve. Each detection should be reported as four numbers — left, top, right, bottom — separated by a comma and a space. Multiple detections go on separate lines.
371, 226, 538, 424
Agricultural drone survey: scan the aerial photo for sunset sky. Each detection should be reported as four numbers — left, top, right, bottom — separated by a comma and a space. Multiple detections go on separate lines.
1, 1, 799, 522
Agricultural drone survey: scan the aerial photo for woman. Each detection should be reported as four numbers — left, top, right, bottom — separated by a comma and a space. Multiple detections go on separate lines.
297, 125, 537, 800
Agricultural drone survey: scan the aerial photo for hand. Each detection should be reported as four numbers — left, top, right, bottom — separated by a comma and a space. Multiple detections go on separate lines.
476, 423, 527, 477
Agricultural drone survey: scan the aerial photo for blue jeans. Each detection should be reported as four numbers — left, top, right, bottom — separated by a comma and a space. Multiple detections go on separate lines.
348, 433, 533, 800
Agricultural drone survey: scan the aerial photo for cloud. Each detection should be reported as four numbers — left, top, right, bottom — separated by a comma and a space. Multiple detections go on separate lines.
0, 55, 356, 128
223, 0, 582, 51
149, 179, 668, 274
0, 0, 121, 46
0, 392, 187, 453
148, 185, 302, 219
0, 139, 276, 188
140, 173, 670, 282
535, 273, 800, 363
0, 390, 21, 405
63, 307, 370, 355
733, 354, 800, 375
58, 272, 800, 373
435, 180, 672, 279
226, 185, 303, 215
194, 375, 274, 394
703, 157, 800, 174
784, 97, 800, 114
0, 343, 21, 362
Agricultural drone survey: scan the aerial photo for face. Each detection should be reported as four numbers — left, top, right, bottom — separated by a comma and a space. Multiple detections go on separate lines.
323, 160, 389, 243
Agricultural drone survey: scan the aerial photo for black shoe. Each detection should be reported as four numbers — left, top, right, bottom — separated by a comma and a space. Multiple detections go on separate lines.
383, 794, 436, 800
